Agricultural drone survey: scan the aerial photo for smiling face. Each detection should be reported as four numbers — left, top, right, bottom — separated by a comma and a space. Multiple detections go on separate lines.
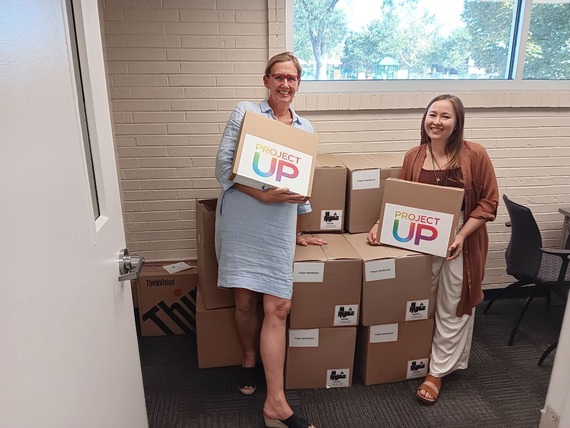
263, 60, 300, 108
423, 100, 457, 145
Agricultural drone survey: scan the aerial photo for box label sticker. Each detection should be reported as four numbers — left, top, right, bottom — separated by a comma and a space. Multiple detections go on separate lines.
237, 134, 313, 196
405, 299, 429, 321
369, 323, 398, 343
320, 210, 343, 230
407, 358, 429, 379
326, 369, 350, 388
365, 259, 396, 282
289, 329, 319, 347
293, 262, 324, 283
380, 203, 454, 257
162, 262, 194, 274
334, 304, 358, 326
352, 169, 380, 190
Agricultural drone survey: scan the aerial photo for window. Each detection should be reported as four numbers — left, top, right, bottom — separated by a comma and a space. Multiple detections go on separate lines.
290, 0, 569, 82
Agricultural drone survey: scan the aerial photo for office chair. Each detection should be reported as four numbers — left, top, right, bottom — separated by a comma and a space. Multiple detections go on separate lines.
484, 194, 570, 346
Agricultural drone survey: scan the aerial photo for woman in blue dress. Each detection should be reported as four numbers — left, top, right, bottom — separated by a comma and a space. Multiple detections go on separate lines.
215, 52, 325, 428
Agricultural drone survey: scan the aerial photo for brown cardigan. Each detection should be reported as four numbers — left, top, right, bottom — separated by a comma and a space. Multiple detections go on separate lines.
401, 141, 499, 316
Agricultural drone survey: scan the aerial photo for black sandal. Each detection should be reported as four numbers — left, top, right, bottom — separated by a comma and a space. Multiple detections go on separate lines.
237, 366, 257, 395
263, 413, 314, 428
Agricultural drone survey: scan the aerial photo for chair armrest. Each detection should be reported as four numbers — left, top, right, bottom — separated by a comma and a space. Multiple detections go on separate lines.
541, 248, 570, 257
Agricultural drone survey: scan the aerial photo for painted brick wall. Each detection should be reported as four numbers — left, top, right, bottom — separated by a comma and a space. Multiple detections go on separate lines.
101, 0, 570, 289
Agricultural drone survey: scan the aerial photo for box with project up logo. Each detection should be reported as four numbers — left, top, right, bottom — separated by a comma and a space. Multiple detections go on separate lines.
378, 178, 464, 258
230, 111, 318, 198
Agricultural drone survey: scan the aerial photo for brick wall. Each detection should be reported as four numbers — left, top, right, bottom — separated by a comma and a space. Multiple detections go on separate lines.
101, 0, 570, 289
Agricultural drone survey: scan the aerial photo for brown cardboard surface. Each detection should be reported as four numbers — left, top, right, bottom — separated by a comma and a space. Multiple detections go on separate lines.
230, 111, 318, 198
195, 291, 263, 369
378, 178, 464, 257
357, 319, 434, 385
335, 153, 403, 233
137, 261, 198, 337
344, 233, 433, 326
196, 199, 235, 309
298, 154, 347, 232
291, 234, 362, 328
285, 327, 356, 389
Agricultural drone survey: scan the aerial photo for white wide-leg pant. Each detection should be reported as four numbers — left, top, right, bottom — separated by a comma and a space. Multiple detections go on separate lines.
429, 214, 474, 377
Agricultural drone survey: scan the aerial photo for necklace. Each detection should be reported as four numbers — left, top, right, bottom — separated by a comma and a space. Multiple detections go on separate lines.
429, 144, 448, 186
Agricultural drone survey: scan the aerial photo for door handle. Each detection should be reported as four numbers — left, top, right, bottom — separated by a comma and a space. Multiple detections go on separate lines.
118, 248, 145, 281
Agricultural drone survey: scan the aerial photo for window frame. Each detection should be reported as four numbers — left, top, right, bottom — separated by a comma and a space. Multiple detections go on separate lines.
285, 0, 570, 94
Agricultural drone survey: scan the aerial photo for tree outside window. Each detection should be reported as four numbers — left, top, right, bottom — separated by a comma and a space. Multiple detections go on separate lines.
292, 0, 570, 81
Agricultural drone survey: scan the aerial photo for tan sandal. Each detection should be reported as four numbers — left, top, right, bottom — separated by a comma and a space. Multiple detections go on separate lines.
416, 374, 441, 404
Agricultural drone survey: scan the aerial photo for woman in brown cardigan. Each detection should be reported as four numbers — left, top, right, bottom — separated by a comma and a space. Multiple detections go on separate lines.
368, 94, 499, 404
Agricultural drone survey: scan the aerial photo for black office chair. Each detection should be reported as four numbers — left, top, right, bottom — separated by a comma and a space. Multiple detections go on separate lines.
484, 194, 570, 346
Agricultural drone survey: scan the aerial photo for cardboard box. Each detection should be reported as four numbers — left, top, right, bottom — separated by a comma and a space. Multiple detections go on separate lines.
357, 319, 434, 385
298, 154, 347, 232
137, 261, 198, 337
285, 327, 356, 389
344, 233, 433, 326
335, 153, 403, 233
378, 178, 464, 258
230, 111, 318, 198
196, 291, 263, 369
291, 233, 362, 328
196, 198, 235, 309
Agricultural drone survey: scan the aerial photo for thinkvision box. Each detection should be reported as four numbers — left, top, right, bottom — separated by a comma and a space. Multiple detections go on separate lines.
137, 261, 198, 337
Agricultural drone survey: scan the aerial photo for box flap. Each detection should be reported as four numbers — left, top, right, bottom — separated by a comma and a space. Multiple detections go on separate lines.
334, 153, 379, 171
314, 233, 361, 261
367, 153, 404, 169
294, 238, 327, 262
315, 153, 347, 168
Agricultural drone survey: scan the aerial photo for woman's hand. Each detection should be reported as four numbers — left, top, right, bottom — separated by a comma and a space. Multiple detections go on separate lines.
367, 222, 380, 245
447, 234, 465, 260
262, 187, 307, 204
233, 184, 306, 204
296, 234, 328, 247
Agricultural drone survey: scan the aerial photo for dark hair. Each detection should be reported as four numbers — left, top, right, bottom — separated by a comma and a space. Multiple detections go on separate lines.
420, 94, 465, 172
264, 52, 302, 78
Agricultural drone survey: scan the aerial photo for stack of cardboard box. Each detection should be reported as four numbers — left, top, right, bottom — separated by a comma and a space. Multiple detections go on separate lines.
194, 198, 263, 369
344, 234, 434, 385
187, 113, 465, 389
285, 233, 361, 389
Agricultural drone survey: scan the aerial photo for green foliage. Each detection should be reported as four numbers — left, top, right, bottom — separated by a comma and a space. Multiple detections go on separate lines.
294, 0, 348, 79
293, 0, 569, 80
524, 3, 570, 79
462, 1, 512, 78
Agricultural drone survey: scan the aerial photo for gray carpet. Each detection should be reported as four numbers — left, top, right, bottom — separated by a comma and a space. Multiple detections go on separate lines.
138, 297, 564, 428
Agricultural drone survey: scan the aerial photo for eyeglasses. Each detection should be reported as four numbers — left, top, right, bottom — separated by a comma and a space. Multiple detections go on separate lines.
269, 74, 300, 85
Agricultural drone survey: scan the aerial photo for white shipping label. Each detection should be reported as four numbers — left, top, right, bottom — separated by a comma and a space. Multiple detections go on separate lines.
405, 299, 429, 321
369, 323, 398, 343
379, 203, 454, 258
326, 369, 350, 388
352, 169, 380, 190
289, 329, 319, 347
293, 262, 324, 283
237, 134, 313, 196
365, 259, 396, 282
334, 304, 359, 326
320, 209, 343, 230
406, 358, 429, 379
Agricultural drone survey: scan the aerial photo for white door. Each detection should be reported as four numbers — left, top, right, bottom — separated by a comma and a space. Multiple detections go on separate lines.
1, 1, 148, 427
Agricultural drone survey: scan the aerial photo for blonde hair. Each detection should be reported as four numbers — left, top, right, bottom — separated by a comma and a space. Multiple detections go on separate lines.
264, 52, 302, 78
